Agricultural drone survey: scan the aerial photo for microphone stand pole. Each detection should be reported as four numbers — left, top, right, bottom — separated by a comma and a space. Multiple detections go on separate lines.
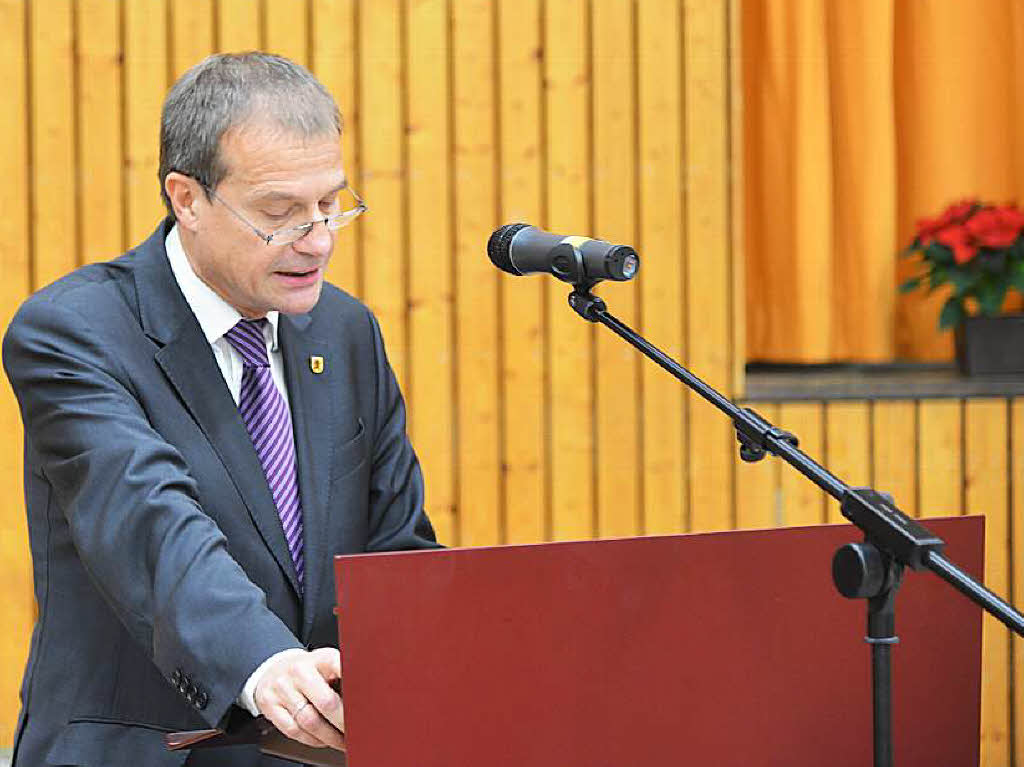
566, 282, 1024, 767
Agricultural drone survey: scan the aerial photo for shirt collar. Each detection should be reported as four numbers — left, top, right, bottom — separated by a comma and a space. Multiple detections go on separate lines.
165, 224, 281, 351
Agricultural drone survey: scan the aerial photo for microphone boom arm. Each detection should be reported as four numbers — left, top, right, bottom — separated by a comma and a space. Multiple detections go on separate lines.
567, 283, 1024, 633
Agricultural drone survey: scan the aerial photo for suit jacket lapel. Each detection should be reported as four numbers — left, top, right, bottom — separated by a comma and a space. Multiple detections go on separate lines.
278, 315, 333, 641
134, 222, 302, 598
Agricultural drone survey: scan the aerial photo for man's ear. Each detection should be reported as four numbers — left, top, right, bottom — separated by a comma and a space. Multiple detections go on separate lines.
164, 172, 203, 231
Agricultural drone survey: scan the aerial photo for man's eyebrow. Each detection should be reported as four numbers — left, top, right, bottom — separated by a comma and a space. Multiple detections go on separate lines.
251, 179, 349, 203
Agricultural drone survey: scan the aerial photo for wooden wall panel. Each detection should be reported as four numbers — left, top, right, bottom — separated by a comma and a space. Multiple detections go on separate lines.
824, 401, 871, 524
399, 0, 452, 545
407, 0, 455, 546
637, 0, 686, 536
358, 0, 406, 388
918, 399, 964, 518
217, 0, 260, 51
0, 0, 32, 746
30, 0, 76, 288
452, 0, 500, 547
544, 0, 594, 541
777, 402, 826, 527
685, 0, 734, 533
77, 0, 124, 264
966, 399, 1011, 766
171, 0, 215, 79
734, 403, 779, 530
593, 0, 641, 539
497, 0, 547, 545
1012, 398, 1024, 767
124, 0, 169, 244
312, 0, 360, 295
729, 0, 746, 397
265, 0, 309, 65
871, 399, 918, 517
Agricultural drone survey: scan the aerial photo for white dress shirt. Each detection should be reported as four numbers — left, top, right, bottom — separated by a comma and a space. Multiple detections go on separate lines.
165, 224, 306, 717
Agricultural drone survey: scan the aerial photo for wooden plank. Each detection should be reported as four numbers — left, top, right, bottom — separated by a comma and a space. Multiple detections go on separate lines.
0, 0, 32, 745
684, 0, 733, 532
871, 399, 918, 518
171, 0, 214, 79
358, 0, 407, 388
917, 399, 963, 518
312, 0, 360, 296
452, 0, 500, 547
497, 0, 546, 545
545, 0, 593, 541
77, 0, 124, 264
728, 0, 745, 394
965, 399, 1011, 766
824, 401, 871, 524
637, 0, 685, 535
1011, 398, 1024, 767
777, 402, 826, 527
216, 0, 260, 52
30, 0, 76, 287
593, 0, 640, 539
125, 0, 169, 245
407, 0, 454, 546
264, 0, 309, 65
734, 403, 779, 530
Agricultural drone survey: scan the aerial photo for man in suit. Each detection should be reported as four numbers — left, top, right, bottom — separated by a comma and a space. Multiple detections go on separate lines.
2, 52, 439, 766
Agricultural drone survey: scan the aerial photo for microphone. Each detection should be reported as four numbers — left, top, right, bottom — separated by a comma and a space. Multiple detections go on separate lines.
487, 223, 639, 284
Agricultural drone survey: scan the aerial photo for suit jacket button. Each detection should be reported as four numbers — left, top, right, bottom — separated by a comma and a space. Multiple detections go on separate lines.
196, 692, 208, 709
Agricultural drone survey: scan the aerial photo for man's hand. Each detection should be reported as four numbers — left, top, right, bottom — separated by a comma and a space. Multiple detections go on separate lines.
254, 647, 345, 750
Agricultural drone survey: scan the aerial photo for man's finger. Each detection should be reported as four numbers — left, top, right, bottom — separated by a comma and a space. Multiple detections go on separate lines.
263, 703, 326, 750
293, 701, 346, 750
310, 646, 342, 681
293, 663, 346, 734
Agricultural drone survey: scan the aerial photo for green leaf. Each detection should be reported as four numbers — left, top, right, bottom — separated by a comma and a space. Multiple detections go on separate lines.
1011, 262, 1024, 293
948, 268, 975, 297
980, 251, 1006, 274
927, 267, 948, 292
938, 296, 966, 330
977, 278, 1008, 315
898, 276, 923, 293
926, 242, 954, 266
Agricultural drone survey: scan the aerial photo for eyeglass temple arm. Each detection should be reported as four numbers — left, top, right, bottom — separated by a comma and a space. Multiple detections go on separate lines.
205, 186, 273, 244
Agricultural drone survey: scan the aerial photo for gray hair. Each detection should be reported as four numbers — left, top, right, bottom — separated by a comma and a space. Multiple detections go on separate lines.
159, 52, 342, 218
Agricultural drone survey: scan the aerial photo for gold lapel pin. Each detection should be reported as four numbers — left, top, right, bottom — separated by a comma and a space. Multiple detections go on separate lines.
310, 356, 325, 374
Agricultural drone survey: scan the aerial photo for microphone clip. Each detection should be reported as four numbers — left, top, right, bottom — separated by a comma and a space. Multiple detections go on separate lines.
568, 283, 606, 322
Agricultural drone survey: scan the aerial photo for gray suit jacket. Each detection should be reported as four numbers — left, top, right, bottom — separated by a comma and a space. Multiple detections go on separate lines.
3, 220, 439, 766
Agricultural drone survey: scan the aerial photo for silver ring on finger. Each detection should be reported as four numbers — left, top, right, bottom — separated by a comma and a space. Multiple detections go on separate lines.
292, 700, 312, 719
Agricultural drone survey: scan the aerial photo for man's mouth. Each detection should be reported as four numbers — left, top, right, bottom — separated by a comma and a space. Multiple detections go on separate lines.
274, 267, 321, 286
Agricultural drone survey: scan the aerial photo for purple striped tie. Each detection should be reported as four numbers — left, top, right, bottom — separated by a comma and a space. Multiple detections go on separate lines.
224, 319, 304, 586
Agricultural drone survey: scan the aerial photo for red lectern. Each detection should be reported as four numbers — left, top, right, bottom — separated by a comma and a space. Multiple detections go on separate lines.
334, 517, 982, 767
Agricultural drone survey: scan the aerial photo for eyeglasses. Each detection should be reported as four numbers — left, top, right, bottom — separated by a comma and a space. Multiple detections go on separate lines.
203, 184, 368, 245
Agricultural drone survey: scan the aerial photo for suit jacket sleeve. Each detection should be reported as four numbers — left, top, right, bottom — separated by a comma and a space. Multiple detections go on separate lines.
364, 311, 441, 552
3, 297, 303, 728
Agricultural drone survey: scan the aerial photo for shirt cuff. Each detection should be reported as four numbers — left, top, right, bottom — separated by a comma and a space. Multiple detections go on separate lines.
238, 647, 307, 717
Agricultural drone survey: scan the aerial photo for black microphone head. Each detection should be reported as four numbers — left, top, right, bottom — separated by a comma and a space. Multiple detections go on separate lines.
487, 223, 531, 274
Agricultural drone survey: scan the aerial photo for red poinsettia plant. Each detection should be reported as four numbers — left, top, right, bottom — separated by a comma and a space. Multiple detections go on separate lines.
900, 199, 1024, 329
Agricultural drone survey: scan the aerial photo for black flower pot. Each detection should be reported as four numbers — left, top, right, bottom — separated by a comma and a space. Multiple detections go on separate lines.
954, 314, 1024, 375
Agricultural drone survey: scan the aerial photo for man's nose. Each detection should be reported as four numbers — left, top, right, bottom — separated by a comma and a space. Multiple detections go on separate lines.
294, 219, 334, 256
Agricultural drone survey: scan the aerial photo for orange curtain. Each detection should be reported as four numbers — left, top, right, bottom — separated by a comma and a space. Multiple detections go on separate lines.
744, 0, 1024, 362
